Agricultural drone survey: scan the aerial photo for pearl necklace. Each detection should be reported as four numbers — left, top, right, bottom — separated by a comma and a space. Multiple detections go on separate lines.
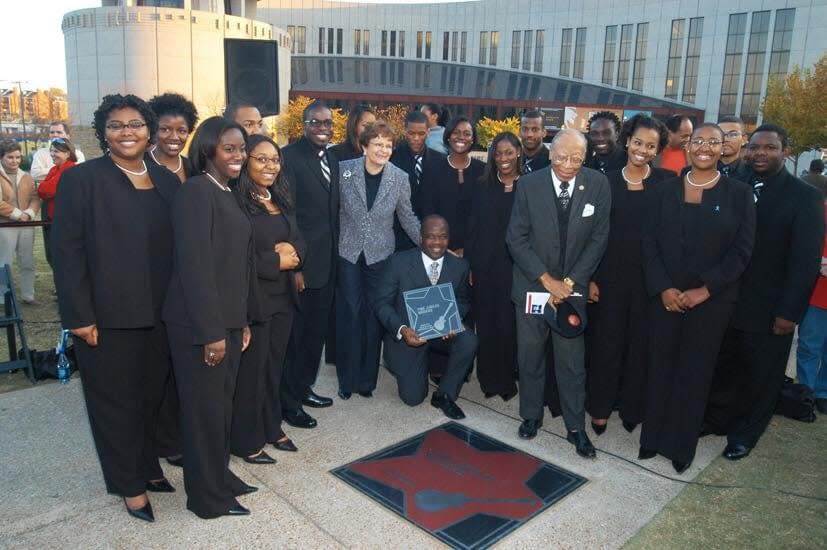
447, 156, 471, 171
686, 170, 721, 188
114, 159, 147, 176
150, 148, 182, 173
204, 172, 230, 191
621, 165, 650, 186
497, 172, 517, 190
254, 188, 272, 201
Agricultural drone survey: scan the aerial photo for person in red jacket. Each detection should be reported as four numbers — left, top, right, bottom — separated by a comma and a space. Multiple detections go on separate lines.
37, 138, 77, 268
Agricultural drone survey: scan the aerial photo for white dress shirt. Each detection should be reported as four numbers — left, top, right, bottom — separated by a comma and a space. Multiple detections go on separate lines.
397, 252, 446, 339
550, 169, 577, 199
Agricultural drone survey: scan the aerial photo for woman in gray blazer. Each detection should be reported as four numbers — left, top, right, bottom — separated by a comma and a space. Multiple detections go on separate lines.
337, 121, 421, 399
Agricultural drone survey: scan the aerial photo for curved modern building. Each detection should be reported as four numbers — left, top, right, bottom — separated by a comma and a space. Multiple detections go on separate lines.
255, 0, 826, 126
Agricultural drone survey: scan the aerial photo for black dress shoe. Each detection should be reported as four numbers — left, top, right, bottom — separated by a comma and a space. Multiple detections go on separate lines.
638, 447, 657, 460
429, 374, 442, 385
165, 455, 183, 468
672, 460, 691, 474
146, 478, 175, 493
567, 430, 596, 458
243, 450, 276, 465
591, 421, 607, 435
483, 392, 497, 399
358, 390, 373, 398
722, 443, 752, 461
816, 398, 827, 414
283, 409, 317, 429
622, 420, 637, 433
518, 419, 542, 439
272, 438, 298, 452
500, 390, 517, 402
233, 483, 258, 496
303, 390, 333, 408
124, 499, 154, 523
431, 392, 466, 419
337, 390, 351, 400
224, 503, 250, 516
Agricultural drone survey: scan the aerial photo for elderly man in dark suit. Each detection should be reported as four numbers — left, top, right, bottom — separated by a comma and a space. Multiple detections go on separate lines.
279, 101, 339, 428
375, 215, 478, 419
506, 129, 611, 457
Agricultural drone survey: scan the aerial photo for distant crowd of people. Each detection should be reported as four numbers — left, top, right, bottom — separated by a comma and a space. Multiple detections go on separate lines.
1, 92, 825, 522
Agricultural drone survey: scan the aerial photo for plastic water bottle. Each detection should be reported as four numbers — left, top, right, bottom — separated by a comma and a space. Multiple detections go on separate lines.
56, 329, 71, 384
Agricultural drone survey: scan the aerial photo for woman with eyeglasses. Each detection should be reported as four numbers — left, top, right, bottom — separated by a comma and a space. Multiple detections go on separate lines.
337, 121, 420, 399
640, 123, 755, 473
51, 94, 180, 522
586, 115, 675, 437
147, 92, 199, 183
231, 134, 305, 463
162, 116, 258, 518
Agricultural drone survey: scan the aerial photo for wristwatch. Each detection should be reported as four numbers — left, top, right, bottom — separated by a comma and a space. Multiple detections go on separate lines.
563, 277, 575, 289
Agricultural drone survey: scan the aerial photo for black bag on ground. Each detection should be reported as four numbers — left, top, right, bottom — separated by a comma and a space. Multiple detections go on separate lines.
774, 376, 816, 422
26, 346, 78, 381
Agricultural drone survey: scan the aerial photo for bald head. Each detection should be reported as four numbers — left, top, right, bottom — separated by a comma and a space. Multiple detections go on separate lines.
549, 129, 588, 181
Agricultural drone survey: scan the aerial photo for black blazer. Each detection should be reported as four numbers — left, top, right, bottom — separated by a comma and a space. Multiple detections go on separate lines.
420, 156, 485, 250
642, 175, 756, 302
52, 156, 179, 330
250, 210, 306, 320
374, 248, 472, 336
391, 143, 445, 250
281, 138, 339, 289
329, 141, 363, 162
464, 181, 515, 275
733, 168, 825, 332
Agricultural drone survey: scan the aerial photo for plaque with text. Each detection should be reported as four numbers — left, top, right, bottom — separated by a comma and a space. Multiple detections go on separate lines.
403, 283, 464, 340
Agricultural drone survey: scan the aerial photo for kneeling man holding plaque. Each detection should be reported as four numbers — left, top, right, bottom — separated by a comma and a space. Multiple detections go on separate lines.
375, 215, 478, 418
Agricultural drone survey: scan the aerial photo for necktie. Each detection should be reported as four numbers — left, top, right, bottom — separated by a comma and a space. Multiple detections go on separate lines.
751, 177, 764, 203
429, 261, 440, 285
558, 181, 570, 210
524, 157, 533, 173
414, 155, 423, 186
318, 149, 331, 188
721, 164, 732, 177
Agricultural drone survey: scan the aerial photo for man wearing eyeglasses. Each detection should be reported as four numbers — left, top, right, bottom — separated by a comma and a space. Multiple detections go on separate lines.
278, 100, 339, 429
30, 121, 86, 183
506, 129, 611, 458
717, 116, 751, 183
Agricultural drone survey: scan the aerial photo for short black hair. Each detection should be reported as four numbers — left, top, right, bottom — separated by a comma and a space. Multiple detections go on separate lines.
420, 214, 449, 234
404, 111, 428, 126
443, 116, 477, 149
148, 92, 199, 131
618, 114, 668, 153
92, 94, 158, 153
588, 111, 621, 133
751, 123, 789, 149
717, 115, 745, 128
665, 114, 691, 133
521, 110, 544, 122
224, 102, 258, 121
810, 159, 825, 173
302, 100, 330, 121
692, 122, 725, 140
187, 115, 247, 175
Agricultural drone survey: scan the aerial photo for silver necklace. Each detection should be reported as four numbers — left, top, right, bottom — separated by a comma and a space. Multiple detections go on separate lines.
497, 172, 517, 190
114, 159, 147, 176
150, 148, 182, 173
447, 155, 471, 171
686, 170, 721, 188
622, 165, 650, 186
254, 188, 272, 201
204, 172, 230, 191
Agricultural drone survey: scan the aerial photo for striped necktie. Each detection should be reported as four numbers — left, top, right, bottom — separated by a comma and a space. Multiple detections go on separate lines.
429, 261, 440, 285
414, 154, 423, 186
524, 157, 533, 173
318, 149, 331, 187
558, 181, 570, 210
751, 177, 764, 203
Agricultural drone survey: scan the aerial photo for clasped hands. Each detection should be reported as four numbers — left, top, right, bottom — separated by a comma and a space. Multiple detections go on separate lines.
539, 273, 572, 306
275, 242, 299, 271
661, 287, 710, 313
400, 326, 457, 347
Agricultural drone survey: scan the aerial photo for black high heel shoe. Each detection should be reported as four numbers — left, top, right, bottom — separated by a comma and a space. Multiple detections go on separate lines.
638, 447, 656, 460
672, 460, 691, 474
146, 478, 175, 493
622, 420, 638, 433
272, 438, 298, 452
243, 450, 276, 465
124, 498, 154, 523
591, 421, 607, 435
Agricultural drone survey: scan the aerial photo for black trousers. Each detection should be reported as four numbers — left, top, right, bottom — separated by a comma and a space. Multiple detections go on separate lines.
586, 281, 648, 423
155, 367, 181, 457
73, 324, 169, 497
383, 330, 478, 405
282, 281, 335, 411
168, 325, 246, 519
336, 255, 386, 394
473, 270, 517, 396
640, 297, 733, 463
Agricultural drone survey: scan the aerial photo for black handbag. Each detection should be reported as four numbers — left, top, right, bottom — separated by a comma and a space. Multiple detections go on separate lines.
774, 376, 816, 422
26, 346, 78, 381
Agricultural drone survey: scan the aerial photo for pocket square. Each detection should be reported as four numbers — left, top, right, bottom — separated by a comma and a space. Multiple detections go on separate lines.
582, 203, 595, 217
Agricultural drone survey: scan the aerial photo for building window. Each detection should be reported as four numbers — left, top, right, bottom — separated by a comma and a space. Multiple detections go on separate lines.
479, 31, 489, 65
741, 11, 771, 124
443, 32, 450, 61
425, 31, 432, 59
664, 19, 685, 98
769, 8, 795, 82
511, 30, 521, 69
381, 30, 388, 56
632, 22, 648, 91
417, 31, 423, 58
573, 27, 587, 79
534, 30, 545, 72
288, 25, 296, 54
603, 26, 617, 85
490, 31, 499, 66
400, 31, 405, 57
296, 26, 306, 54
318, 28, 325, 54
681, 17, 704, 103
451, 31, 459, 61
390, 30, 397, 57
337, 28, 343, 55
363, 30, 369, 56
460, 31, 467, 63
617, 24, 633, 87
523, 30, 533, 70
560, 28, 572, 76
328, 28, 334, 54
718, 13, 747, 116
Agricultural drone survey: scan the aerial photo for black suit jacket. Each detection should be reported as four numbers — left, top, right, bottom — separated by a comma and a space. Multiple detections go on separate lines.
734, 168, 825, 332
374, 248, 472, 336
52, 156, 179, 330
249, 210, 306, 320
390, 143, 445, 251
281, 137, 339, 289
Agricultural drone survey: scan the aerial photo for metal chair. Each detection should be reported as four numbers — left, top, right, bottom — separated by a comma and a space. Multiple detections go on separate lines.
0, 264, 34, 381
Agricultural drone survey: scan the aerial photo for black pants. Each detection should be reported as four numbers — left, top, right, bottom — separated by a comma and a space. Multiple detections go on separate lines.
73, 324, 169, 497
42, 224, 53, 268
586, 281, 648, 423
282, 281, 335, 411
641, 297, 733, 463
383, 330, 478, 405
336, 255, 386, 394
168, 325, 246, 519
472, 270, 517, 396
155, 367, 181, 457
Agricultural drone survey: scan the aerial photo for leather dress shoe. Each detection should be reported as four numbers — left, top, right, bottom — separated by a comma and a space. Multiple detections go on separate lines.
483, 392, 497, 399
302, 390, 333, 408
591, 421, 607, 435
358, 390, 373, 398
243, 450, 276, 465
638, 447, 657, 460
272, 438, 298, 452
283, 409, 317, 429
165, 455, 184, 468
816, 398, 827, 414
518, 419, 542, 439
723, 443, 752, 461
146, 478, 175, 493
337, 390, 351, 400
672, 460, 691, 474
622, 420, 638, 433
500, 390, 517, 402
567, 430, 596, 459
431, 392, 466, 419
224, 503, 250, 516
124, 499, 154, 523
233, 483, 258, 496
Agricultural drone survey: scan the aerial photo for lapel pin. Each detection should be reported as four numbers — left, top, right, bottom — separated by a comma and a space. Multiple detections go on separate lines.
714, 205, 720, 212
579, 185, 584, 191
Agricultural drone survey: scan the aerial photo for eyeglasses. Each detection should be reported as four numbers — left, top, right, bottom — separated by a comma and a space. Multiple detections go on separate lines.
367, 141, 393, 151
106, 120, 147, 131
723, 131, 743, 141
304, 119, 334, 129
251, 155, 281, 166
688, 138, 723, 148
551, 155, 585, 167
